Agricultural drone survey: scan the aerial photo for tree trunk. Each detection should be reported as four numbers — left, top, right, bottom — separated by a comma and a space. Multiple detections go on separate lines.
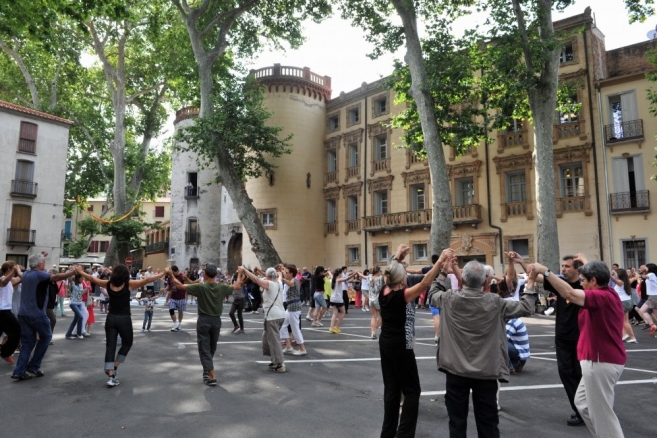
391, 0, 453, 254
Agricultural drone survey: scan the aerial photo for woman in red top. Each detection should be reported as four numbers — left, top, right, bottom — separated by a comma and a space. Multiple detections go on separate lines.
530, 255, 626, 438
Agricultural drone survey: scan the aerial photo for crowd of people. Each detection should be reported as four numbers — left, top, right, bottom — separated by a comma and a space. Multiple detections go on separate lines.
1, 247, 656, 438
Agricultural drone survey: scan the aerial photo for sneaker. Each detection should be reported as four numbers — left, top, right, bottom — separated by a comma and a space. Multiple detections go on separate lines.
237, 330, 245, 334
434, 336, 439, 344
82, 332, 91, 337
365, 306, 370, 311
3, 356, 15, 365
626, 338, 638, 344
171, 325, 178, 332
202, 372, 209, 383
65, 336, 78, 340
544, 307, 555, 316
26, 369, 44, 378
147, 329, 151, 332
206, 379, 218, 386
334, 328, 342, 334
316, 321, 323, 327
267, 362, 276, 370
292, 350, 307, 356
361, 307, 367, 312
231, 327, 240, 334
622, 334, 630, 341
274, 364, 286, 373
283, 347, 295, 354
305, 316, 313, 322
11, 373, 32, 381
311, 322, 320, 327
141, 329, 145, 333
106, 376, 120, 387
371, 333, 377, 339
650, 324, 657, 335
328, 327, 336, 334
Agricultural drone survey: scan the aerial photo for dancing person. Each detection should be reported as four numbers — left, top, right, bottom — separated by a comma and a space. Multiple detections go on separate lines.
55, 276, 67, 317
229, 271, 247, 333
166, 264, 240, 386
636, 263, 657, 335
368, 267, 384, 339
530, 256, 626, 438
430, 259, 537, 438
240, 266, 287, 373
65, 275, 86, 339
610, 267, 637, 343
329, 268, 358, 334
311, 266, 328, 327
379, 245, 452, 438
13, 253, 76, 381
1, 262, 22, 364
280, 264, 307, 355
76, 265, 165, 387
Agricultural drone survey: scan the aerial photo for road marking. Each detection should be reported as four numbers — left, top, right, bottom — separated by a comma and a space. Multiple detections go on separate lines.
421, 379, 657, 396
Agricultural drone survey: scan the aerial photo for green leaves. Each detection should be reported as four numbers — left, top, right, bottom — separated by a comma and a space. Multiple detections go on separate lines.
176, 74, 291, 182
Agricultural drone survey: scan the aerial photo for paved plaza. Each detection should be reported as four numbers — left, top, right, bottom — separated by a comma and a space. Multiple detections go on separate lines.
3, 300, 656, 438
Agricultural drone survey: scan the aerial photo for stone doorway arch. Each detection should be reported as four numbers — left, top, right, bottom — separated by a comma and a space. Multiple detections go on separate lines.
227, 233, 243, 274
449, 232, 497, 267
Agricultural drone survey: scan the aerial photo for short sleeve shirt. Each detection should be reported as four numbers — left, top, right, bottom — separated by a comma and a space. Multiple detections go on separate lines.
18, 269, 51, 317
186, 282, 234, 316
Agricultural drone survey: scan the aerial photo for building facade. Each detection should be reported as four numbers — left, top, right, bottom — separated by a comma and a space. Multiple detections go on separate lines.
1, 100, 73, 268
173, 7, 657, 273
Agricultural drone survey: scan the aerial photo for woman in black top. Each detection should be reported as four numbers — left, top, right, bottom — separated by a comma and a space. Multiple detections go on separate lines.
378, 245, 451, 438
311, 266, 328, 327
76, 265, 165, 387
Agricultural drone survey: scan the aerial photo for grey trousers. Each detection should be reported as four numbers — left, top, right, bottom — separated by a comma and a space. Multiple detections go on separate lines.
197, 314, 221, 372
262, 318, 285, 365
575, 360, 625, 438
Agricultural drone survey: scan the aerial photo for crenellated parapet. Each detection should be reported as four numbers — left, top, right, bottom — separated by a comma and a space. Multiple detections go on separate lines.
250, 64, 332, 101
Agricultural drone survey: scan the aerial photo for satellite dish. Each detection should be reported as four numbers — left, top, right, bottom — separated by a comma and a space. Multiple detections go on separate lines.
648, 24, 657, 40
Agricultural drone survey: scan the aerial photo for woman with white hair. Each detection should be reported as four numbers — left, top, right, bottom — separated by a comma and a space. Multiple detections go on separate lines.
239, 265, 287, 373
378, 245, 453, 438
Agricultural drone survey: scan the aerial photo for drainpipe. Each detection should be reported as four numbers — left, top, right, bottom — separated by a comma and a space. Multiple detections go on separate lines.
583, 29, 606, 261
597, 86, 614, 262
363, 95, 369, 267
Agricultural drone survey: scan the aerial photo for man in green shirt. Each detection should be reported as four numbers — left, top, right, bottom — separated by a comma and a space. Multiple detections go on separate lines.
165, 263, 241, 386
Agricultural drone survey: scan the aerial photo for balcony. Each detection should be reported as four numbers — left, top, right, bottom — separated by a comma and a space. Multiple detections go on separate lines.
501, 201, 533, 222
185, 231, 200, 245
372, 158, 390, 174
325, 171, 337, 185
605, 119, 644, 144
553, 119, 586, 143
145, 241, 169, 254
6, 228, 36, 247
346, 166, 359, 181
10, 180, 38, 198
497, 130, 529, 153
184, 187, 198, 199
324, 222, 338, 236
609, 190, 650, 214
363, 209, 431, 232
453, 204, 482, 226
61, 231, 72, 241
556, 196, 592, 217
346, 219, 360, 234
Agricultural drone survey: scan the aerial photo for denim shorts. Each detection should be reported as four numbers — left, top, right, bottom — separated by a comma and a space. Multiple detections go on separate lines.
429, 305, 441, 316
313, 292, 327, 309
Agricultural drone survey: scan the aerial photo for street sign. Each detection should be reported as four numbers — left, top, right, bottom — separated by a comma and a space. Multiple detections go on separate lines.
125, 257, 133, 266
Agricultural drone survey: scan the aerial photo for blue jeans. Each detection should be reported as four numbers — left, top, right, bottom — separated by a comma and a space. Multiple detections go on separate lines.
508, 341, 521, 370
14, 314, 52, 376
66, 303, 85, 337
142, 310, 153, 330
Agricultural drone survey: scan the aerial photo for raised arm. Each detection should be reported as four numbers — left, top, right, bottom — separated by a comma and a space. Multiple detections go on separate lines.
610, 270, 623, 287
505, 252, 518, 292
0, 267, 17, 287
52, 265, 78, 283
239, 266, 269, 289
404, 249, 454, 302
336, 271, 358, 284
74, 266, 108, 287
129, 271, 166, 289
164, 268, 188, 292
448, 257, 463, 289
530, 262, 585, 306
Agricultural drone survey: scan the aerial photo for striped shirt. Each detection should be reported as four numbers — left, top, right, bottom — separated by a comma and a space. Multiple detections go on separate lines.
506, 318, 530, 360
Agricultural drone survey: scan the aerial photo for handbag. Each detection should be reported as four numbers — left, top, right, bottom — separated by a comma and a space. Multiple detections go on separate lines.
86, 294, 94, 306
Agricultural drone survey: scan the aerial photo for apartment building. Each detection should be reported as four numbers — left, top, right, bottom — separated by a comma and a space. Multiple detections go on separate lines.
173, 7, 657, 273
1, 100, 73, 268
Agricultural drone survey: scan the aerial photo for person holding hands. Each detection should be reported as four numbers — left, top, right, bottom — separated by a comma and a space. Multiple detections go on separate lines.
529, 255, 626, 438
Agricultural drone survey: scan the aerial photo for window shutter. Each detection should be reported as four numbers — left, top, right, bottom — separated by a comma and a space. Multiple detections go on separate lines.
632, 155, 645, 191
611, 157, 630, 193
620, 92, 638, 122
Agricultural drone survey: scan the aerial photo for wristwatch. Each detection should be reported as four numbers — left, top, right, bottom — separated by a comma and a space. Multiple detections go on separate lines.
544, 269, 551, 278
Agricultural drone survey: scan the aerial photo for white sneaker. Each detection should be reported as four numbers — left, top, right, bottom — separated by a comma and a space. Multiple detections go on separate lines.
316, 321, 323, 327
365, 307, 370, 311
283, 347, 295, 354
626, 338, 638, 344
292, 350, 307, 356
544, 307, 555, 316
622, 334, 630, 341
106, 376, 120, 387
171, 324, 179, 332
361, 307, 367, 312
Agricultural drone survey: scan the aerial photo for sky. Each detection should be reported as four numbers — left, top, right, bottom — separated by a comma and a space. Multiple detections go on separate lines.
247, 0, 657, 97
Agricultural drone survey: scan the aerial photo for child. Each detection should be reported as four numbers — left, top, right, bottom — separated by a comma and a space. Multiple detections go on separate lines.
140, 290, 157, 332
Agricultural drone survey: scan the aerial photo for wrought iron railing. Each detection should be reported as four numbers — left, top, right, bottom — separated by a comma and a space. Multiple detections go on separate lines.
185, 231, 200, 245
609, 190, 650, 213
604, 119, 643, 143
145, 241, 169, 253
184, 187, 198, 199
11, 179, 38, 197
6, 228, 36, 245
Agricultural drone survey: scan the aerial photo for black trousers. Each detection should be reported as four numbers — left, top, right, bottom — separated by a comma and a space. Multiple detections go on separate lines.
0, 310, 21, 359
104, 314, 133, 369
229, 299, 245, 330
444, 372, 499, 438
555, 337, 582, 416
379, 346, 421, 438
197, 314, 221, 372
